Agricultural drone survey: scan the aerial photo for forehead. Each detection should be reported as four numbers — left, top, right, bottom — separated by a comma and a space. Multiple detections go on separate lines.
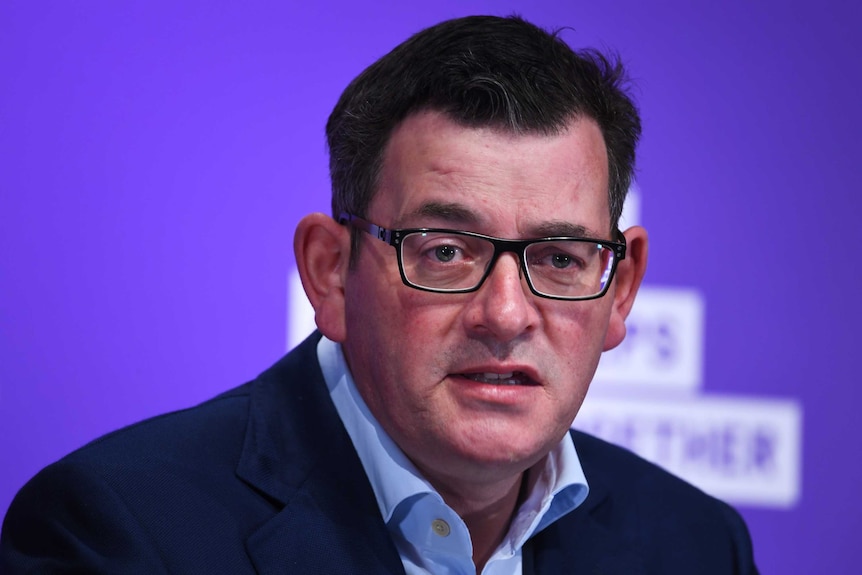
372, 110, 611, 238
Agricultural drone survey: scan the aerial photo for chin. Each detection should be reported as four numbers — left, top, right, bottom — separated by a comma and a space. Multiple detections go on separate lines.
451, 432, 553, 469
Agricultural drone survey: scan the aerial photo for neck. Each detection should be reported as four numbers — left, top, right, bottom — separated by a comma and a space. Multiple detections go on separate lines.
431, 471, 529, 573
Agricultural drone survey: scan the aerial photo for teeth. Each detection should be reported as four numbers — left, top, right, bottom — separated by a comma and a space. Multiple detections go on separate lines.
483, 372, 514, 380
465, 372, 521, 385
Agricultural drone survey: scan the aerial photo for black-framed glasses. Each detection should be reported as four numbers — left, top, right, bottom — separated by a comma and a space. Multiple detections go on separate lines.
338, 212, 626, 301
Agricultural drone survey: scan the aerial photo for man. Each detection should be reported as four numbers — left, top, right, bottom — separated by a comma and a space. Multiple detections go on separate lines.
1, 15, 758, 574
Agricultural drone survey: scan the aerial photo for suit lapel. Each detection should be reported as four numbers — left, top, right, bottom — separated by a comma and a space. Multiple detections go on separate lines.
245, 481, 404, 575
235, 334, 406, 575
528, 431, 648, 575
530, 508, 647, 575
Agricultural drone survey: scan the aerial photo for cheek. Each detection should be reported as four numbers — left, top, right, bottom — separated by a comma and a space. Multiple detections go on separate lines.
343, 270, 453, 384
547, 303, 611, 372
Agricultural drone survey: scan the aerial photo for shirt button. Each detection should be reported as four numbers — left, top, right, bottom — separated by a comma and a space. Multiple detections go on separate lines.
431, 518, 451, 537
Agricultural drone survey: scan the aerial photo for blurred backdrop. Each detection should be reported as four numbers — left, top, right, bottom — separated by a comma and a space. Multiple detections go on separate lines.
2, 1, 860, 572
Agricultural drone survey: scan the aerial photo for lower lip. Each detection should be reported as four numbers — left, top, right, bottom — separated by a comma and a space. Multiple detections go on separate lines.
448, 374, 540, 407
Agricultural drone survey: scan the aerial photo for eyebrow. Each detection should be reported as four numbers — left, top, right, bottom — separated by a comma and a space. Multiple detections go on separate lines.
530, 221, 597, 239
399, 201, 481, 227
398, 201, 604, 239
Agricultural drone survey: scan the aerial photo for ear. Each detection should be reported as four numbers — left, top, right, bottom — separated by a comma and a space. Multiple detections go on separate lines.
603, 225, 648, 351
293, 213, 351, 342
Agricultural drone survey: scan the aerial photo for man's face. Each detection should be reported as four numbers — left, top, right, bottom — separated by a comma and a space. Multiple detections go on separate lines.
340, 110, 620, 489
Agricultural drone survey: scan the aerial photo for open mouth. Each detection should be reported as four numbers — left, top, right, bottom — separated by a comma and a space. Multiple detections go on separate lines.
457, 371, 538, 386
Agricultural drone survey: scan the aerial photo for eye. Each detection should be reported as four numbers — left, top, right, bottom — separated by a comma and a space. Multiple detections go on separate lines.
433, 244, 459, 263
550, 253, 574, 269
416, 238, 469, 264
403, 232, 488, 269
529, 245, 586, 271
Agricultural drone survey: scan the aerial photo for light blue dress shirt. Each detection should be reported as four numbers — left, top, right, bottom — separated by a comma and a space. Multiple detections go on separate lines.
318, 336, 589, 575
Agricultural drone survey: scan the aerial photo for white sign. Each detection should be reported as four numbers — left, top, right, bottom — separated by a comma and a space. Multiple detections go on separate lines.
575, 394, 802, 508
595, 287, 704, 393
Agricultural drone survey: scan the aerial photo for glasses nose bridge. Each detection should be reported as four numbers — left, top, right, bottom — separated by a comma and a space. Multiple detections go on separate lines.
486, 238, 528, 282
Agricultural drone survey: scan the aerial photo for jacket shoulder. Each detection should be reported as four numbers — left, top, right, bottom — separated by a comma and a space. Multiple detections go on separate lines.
562, 429, 758, 574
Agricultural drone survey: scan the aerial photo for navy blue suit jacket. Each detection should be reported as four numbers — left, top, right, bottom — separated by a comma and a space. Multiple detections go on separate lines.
1, 333, 758, 574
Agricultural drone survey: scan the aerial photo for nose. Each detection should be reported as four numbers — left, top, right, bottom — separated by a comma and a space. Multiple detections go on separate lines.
462, 252, 538, 341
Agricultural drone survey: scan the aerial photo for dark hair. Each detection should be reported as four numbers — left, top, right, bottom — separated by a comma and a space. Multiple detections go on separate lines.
326, 15, 640, 252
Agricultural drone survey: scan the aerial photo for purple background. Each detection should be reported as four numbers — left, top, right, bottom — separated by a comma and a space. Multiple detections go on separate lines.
2, 1, 859, 572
